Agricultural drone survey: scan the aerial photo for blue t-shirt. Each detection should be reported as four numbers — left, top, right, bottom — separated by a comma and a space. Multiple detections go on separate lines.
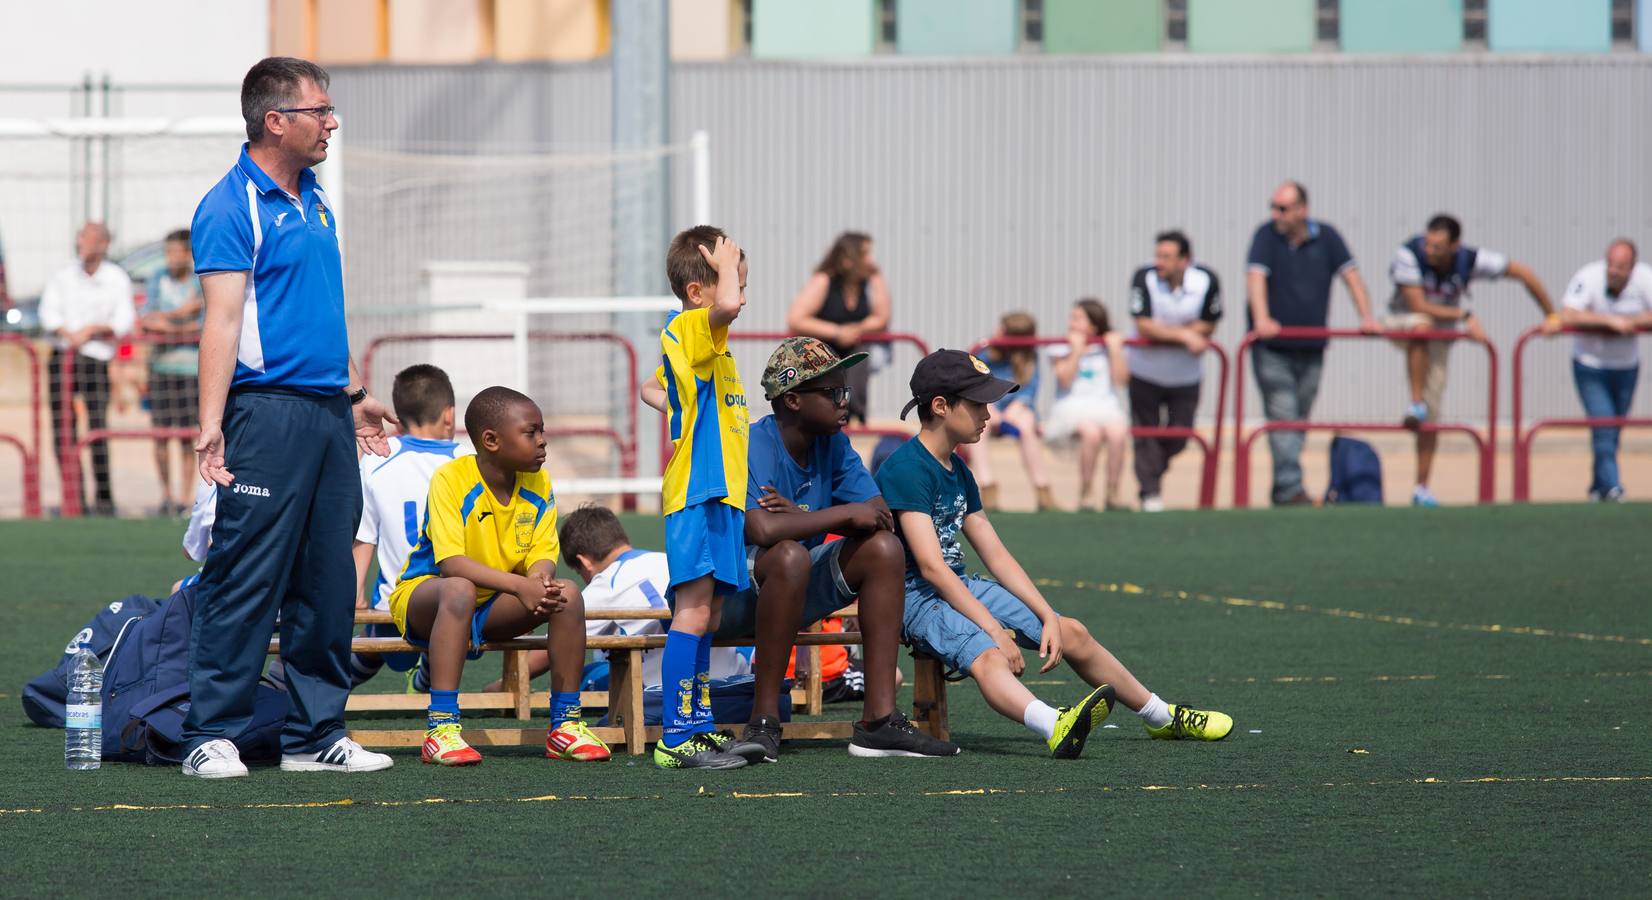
190, 144, 349, 395
745, 415, 878, 549
873, 437, 982, 585
1245, 219, 1355, 352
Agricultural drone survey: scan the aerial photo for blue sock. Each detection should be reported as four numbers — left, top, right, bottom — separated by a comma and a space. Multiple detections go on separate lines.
428, 689, 460, 731
693, 631, 714, 734
662, 629, 699, 748
550, 691, 582, 728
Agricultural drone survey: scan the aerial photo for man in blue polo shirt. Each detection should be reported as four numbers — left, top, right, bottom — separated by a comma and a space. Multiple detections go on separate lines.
1246, 181, 1381, 506
181, 57, 395, 778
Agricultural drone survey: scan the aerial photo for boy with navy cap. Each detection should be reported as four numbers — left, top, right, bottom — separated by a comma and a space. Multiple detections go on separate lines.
876, 350, 1233, 758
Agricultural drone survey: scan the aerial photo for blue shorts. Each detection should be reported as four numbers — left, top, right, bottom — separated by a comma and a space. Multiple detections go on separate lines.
400, 596, 497, 662
715, 540, 854, 640
903, 575, 1043, 674
664, 500, 750, 595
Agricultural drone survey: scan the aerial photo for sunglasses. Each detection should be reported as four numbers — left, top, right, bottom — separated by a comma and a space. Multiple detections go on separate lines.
1270, 202, 1297, 213
793, 385, 853, 405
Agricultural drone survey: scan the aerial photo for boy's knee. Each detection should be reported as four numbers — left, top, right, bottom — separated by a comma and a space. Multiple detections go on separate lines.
557, 579, 584, 612
968, 646, 1010, 677
1059, 616, 1091, 643
438, 577, 477, 612
860, 530, 903, 568
758, 540, 809, 584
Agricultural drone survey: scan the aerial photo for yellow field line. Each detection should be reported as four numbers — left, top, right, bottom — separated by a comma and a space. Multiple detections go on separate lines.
4, 774, 1645, 817
1211, 670, 1652, 686
1033, 579, 1652, 647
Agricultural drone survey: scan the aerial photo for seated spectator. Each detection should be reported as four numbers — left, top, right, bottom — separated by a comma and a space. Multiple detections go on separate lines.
350, 364, 463, 689
1128, 232, 1221, 512
142, 228, 204, 516
786, 231, 892, 424
1384, 214, 1559, 506
385, 387, 608, 766
969, 311, 1055, 511
1561, 239, 1652, 502
1045, 299, 1130, 511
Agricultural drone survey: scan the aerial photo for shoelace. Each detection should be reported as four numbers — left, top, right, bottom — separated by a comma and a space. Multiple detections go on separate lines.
1174, 707, 1209, 736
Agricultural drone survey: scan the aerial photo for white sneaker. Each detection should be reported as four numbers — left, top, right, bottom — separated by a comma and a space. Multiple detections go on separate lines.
183, 739, 249, 779
280, 736, 394, 773
1141, 495, 1165, 513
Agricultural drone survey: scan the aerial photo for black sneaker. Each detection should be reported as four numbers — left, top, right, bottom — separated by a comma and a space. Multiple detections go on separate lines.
728, 716, 783, 763
653, 732, 748, 770
848, 710, 962, 758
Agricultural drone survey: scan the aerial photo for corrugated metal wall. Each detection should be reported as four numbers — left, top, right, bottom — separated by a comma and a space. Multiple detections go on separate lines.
331, 55, 1652, 425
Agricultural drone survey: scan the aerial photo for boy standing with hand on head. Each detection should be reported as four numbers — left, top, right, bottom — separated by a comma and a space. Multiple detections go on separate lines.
387, 386, 610, 766
644, 226, 753, 770
875, 350, 1233, 759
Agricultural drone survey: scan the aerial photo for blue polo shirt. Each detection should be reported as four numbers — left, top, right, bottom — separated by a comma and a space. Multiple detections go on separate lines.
190, 144, 349, 395
744, 415, 879, 550
1246, 220, 1355, 352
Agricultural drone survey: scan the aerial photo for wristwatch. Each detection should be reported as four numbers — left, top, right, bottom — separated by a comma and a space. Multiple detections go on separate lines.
347, 385, 368, 405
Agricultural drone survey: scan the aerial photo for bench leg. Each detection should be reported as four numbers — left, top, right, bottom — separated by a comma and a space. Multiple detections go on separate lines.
911, 653, 950, 742
803, 645, 824, 715
609, 649, 648, 756
502, 648, 533, 721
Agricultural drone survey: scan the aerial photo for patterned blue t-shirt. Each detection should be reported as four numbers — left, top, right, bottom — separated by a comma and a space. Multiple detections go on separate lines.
873, 437, 982, 586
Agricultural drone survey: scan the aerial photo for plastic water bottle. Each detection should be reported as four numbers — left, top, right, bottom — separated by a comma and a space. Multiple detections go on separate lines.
65, 642, 103, 770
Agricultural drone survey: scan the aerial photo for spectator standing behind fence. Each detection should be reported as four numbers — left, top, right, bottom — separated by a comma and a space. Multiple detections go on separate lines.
39, 221, 135, 516
1044, 300, 1130, 511
142, 228, 204, 515
1247, 182, 1381, 506
786, 231, 891, 424
1128, 231, 1220, 513
1561, 239, 1652, 503
181, 57, 394, 779
971, 312, 1055, 511
1384, 214, 1558, 507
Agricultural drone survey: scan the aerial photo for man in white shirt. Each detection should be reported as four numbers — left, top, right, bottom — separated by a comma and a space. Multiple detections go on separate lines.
39, 222, 135, 515
1561, 239, 1652, 502
1385, 214, 1558, 506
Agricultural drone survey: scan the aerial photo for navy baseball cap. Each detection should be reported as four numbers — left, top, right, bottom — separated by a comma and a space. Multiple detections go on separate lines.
899, 349, 1019, 420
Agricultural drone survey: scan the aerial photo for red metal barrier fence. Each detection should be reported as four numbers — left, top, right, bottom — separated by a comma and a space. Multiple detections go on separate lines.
1511, 323, 1652, 501
0, 334, 43, 518
1232, 327, 1498, 507
967, 335, 1230, 509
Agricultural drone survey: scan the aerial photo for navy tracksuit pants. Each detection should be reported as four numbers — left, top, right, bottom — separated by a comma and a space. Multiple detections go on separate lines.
183, 389, 362, 755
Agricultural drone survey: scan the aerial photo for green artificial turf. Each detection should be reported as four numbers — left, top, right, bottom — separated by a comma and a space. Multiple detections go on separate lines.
1, 505, 1648, 895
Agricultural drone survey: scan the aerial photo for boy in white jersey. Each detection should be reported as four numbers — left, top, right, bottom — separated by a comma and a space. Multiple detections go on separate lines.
350, 364, 463, 687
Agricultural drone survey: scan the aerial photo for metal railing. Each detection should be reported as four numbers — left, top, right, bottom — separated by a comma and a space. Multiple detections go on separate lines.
1511, 323, 1652, 501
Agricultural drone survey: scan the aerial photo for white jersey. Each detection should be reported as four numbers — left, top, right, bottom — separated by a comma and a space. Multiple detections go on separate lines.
1564, 260, 1652, 370
582, 548, 749, 688
356, 435, 465, 609
182, 477, 218, 562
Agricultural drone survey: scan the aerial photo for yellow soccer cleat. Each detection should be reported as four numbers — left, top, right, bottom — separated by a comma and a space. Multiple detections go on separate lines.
545, 720, 612, 762
1145, 705, 1233, 741
422, 722, 482, 766
1048, 684, 1116, 759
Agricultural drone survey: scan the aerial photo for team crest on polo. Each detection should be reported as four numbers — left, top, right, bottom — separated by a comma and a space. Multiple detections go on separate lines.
316, 203, 329, 227
514, 511, 534, 549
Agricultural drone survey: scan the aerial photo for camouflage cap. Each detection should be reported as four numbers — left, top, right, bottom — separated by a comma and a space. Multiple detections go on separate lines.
761, 336, 869, 401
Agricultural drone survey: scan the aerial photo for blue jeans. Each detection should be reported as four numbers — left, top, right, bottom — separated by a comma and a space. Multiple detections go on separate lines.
1572, 360, 1639, 495
1252, 345, 1324, 503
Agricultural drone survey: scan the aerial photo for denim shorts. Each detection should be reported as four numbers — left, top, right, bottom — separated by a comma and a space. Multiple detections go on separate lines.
714, 539, 854, 640
902, 574, 1043, 674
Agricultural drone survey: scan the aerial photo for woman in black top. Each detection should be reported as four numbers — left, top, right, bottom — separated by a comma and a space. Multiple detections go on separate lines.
786, 231, 892, 423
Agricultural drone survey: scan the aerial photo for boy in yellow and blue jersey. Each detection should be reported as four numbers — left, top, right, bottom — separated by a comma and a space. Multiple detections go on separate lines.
642, 225, 754, 770
387, 386, 610, 766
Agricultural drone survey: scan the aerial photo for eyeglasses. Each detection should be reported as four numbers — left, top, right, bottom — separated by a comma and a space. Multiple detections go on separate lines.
1270, 202, 1296, 213
793, 386, 853, 405
277, 105, 337, 121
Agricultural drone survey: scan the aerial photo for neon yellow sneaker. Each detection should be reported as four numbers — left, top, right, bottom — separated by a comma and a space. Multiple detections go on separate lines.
1048, 684, 1116, 759
1145, 704, 1233, 741
545, 720, 612, 762
422, 722, 482, 766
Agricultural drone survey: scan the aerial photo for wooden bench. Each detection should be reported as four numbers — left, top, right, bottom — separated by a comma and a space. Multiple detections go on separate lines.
268, 608, 951, 756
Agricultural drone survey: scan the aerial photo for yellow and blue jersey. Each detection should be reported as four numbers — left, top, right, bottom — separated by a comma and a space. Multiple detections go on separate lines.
387, 455, 559, 634
657, 306, 748, 516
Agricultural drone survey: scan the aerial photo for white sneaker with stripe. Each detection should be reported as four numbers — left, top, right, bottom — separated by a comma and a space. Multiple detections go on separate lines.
279, 736, 393, 773
183, 739, 250, 779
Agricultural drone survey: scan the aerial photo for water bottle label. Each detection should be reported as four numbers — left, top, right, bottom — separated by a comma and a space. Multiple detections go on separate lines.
66, 704, 102, 729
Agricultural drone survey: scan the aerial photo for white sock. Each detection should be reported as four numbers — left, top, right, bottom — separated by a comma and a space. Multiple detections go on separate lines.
1022, 700, 1059, 740
1136, 692, 1172, 728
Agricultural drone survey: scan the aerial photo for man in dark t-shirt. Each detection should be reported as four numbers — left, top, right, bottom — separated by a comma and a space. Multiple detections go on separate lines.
1245, 181, 1381, 505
